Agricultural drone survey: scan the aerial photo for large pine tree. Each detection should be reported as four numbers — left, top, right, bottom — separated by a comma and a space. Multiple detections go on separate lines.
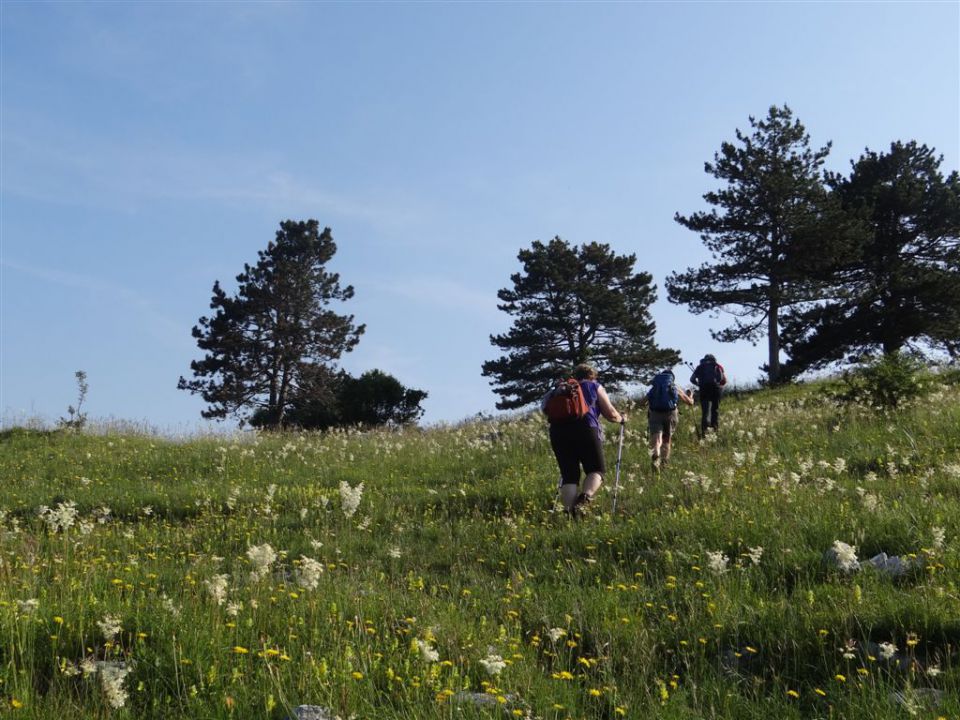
666, 105, 831, 383
178, 220, 365, 427
481, 237, 678, 409
782, 141, 960, 370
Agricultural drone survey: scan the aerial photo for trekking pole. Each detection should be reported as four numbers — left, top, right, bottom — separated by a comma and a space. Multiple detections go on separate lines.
611, 421, 626, 514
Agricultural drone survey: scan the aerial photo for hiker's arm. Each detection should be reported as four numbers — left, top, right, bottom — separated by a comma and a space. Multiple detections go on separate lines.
597, 385, 626, 423
678, 387, 696, 406
540, 390, 552, 414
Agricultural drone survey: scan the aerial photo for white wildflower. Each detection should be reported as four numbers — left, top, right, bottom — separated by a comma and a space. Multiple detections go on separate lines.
388, 547, 402, 559
39, 501, 79, 533
926, 664, 942, 677
97, 614, 122, 641
80, 657, 97, 677
246, 543, 277, 580
479, 651, 507, 676
706, 551, 729, 575
339, 481, 364, 518
77, 519, 95, 535
878, 641, 897, 660
226, 601, 243, 617
160, 593, 180, 617
415, 639, 440, 662
93, 506, 112, 524
932, 526, 946, 550
746, 546, 764, 566
17, 598, 39, 615
547, 627, 567, 642
204, 574, 230, 606
829, 541, 860, 573
99, 663, 132, 709
297, 556, 325, 591
841, 639, 857, 660
833, 458, 847, 474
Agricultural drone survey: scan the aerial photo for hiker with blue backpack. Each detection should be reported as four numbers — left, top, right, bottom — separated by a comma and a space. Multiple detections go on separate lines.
639, 369, 695, 471
542, 363, 626, 517
690, 354, 727, 436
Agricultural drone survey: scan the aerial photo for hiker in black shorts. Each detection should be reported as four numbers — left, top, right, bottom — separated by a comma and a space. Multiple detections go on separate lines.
542, 364, 626, 516
690, 354, 727, 435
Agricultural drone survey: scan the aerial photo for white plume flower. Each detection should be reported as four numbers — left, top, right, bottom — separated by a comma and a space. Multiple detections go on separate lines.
339, 481, 364, 518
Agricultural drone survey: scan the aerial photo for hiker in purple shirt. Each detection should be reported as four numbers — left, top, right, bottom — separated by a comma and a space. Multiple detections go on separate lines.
542, 363, 625, 516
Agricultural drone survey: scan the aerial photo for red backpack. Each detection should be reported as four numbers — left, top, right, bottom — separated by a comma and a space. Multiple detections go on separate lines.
544, 379, 590, 423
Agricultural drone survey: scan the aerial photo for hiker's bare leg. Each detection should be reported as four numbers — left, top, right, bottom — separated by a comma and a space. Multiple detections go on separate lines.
560, 483, 579, 511
650, 432, 662, 459
582, 472, 603, 500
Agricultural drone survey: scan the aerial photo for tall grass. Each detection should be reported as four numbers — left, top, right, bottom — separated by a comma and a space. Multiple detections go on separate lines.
0, 377, 958, 718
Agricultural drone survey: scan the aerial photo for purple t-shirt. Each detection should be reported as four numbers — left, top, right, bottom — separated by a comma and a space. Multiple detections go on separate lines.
579, 380, 602, 429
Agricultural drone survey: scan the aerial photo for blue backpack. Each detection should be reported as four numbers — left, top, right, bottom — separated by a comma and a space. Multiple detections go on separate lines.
649, 371, 678, 411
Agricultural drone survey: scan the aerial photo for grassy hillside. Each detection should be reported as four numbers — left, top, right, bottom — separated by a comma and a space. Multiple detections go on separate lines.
1, 377, 959, 719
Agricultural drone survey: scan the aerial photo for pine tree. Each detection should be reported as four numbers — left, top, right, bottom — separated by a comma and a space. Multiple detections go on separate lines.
481, 237, 678, 409
666, 105, 831, 383
782, 141, 960, 370
178, 220, 365, 427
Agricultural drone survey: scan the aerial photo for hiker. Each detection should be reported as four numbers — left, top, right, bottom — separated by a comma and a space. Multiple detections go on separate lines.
689, 353, 727, 435
639, 369, 695, 470
542, 364, 626, 516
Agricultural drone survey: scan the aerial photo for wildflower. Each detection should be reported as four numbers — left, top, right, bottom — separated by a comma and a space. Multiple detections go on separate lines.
926, 664, 942, 677
878, 642, 897, 660
99, 663, 132, 709
351, 671, 363, 679
16, 599, 39, 615
339, 481, 364, 518
479, 652, 507, 676
246, 543, 276, 581
38, 501, 78, 533
297, 556, 324, 591
233, 646, 249, 654
414, 639, 439, 662
932, 526, 946, 550
388, 547, 402, 559
97, 614, 122, 641
226, 601, 243, 617
834, 673, 846, 682
746, 546, 764, 566
829, 540, 860, 573
814, 688, 826, 697
204, 574, 230, 606
786, 689, 800, 698
706, 551, 728, 575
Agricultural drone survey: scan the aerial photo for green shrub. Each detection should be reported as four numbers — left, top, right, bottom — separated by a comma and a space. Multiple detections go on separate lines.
835, 352, 930, 408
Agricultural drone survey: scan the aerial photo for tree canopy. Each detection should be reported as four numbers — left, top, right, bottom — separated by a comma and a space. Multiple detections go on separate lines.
251, 369, 428, 430
482, 237, 678, 410
178, 220, 364, 427
782, 141, 960, 372
666, 105, 831, 384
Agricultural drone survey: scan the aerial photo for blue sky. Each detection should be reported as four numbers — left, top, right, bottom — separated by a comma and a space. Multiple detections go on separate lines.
2, 1, 958, 432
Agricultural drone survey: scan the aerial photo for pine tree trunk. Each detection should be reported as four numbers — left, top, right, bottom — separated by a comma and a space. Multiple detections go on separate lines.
767, 299, 781, 384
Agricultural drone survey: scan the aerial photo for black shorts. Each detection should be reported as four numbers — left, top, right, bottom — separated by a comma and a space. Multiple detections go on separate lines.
549, 419, 606, 485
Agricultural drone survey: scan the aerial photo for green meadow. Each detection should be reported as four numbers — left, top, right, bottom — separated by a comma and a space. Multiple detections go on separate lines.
1, 377, 959, 719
